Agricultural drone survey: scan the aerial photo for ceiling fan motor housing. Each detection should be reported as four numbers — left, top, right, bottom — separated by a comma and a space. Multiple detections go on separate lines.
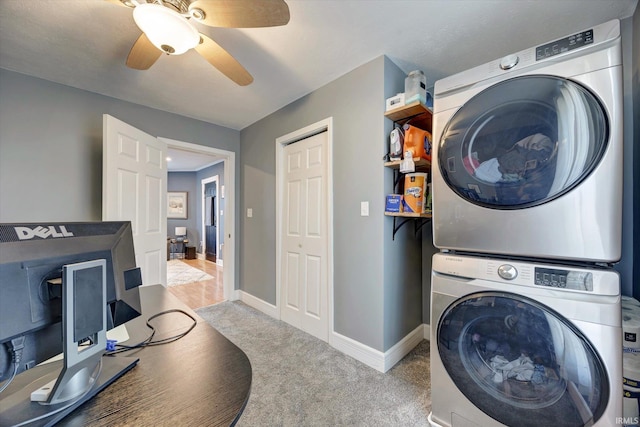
133, 3, 200, 55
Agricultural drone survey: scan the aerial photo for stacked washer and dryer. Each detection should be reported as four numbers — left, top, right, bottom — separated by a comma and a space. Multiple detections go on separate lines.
428, 20, 624, 427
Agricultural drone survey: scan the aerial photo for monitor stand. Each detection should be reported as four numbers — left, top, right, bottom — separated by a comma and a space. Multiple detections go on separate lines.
0, 355, 138, 427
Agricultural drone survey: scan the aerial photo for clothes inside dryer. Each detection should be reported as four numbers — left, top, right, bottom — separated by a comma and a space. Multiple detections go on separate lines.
438, 76, 607, 209
438, 292, 609, 427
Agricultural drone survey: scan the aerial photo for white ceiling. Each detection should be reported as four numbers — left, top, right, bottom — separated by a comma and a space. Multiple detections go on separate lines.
0, 0, 637, 137
166, 146, 222, 171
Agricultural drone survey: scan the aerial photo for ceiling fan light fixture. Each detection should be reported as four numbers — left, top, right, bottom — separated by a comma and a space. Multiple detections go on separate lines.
133, 3, 199, 55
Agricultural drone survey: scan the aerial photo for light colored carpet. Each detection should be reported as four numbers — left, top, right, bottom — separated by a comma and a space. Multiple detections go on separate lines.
166, 259, 213, 287
195, 301, 431, 426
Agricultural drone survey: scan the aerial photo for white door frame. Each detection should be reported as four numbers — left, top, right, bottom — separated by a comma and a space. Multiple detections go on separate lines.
275, 117, 334, 343
201, 174, 221, 266
161, 138, 236, 301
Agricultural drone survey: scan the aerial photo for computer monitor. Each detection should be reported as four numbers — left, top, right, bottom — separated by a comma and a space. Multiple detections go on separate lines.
0, 221, 143, 425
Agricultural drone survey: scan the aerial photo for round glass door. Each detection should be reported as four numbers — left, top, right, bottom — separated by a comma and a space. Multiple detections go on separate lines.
437, 292, 608, 427
438, 76, 608, 209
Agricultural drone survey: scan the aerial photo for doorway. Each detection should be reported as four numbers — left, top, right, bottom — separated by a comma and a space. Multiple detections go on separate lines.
202, 175, 220, 264
161, 138, 236, 309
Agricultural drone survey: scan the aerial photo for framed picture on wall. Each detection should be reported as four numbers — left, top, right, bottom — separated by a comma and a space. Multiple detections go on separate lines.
168, 191, 188, 219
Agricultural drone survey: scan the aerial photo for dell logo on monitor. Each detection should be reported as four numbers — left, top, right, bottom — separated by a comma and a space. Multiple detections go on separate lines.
14, 225, 74, 240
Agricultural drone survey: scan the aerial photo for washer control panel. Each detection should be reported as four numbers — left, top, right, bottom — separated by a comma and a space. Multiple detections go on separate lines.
536, 28, 593, 60
534, 267, 593, 291
433, 253, 618, 296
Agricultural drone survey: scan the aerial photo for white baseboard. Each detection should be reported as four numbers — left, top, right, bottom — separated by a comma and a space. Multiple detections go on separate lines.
239, 291, 279, 319
424, 323, 431, 341
383, 324, 426, 372
229, 289, 241, 301
331, 331, 386, 372
234, 292, 429, 373
331, 324, 426, 373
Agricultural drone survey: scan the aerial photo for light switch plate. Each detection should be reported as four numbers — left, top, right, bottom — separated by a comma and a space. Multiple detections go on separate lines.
360, 201, 369, 217
247, 208, 253, 218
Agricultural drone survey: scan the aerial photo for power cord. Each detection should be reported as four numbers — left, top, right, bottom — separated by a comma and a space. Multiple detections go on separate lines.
105, 309, 197, 356
0, 336, 25, 394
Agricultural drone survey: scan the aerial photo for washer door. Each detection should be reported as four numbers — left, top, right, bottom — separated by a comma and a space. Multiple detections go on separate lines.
437, 291, 609, 427
438, 76, 608, 209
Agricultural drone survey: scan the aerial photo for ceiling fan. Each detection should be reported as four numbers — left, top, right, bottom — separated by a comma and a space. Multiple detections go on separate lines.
107, 0, 290, 86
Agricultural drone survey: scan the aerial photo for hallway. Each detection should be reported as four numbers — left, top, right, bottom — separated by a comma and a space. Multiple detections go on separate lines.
167, 258, 224, 309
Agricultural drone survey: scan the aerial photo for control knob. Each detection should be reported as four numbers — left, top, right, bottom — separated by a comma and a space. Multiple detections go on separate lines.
498, 264, 518, 280
499, 54, 519, 70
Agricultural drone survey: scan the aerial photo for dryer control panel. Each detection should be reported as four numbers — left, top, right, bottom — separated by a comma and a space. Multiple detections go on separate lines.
536, 29, 594, 60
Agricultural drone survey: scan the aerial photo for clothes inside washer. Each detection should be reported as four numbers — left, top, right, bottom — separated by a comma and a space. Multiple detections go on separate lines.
489, 353, 535, 383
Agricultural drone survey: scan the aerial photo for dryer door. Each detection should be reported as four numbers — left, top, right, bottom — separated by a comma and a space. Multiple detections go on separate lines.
437, 291, 609, 427
438, 76, 607, 209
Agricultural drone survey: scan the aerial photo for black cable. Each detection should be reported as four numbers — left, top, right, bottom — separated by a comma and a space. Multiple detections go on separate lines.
0, 336, 25, 394
105, 309, 197, 356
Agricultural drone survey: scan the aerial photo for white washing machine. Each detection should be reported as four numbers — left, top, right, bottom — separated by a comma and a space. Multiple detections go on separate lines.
428, 253, 622, 427
431, 19, 623, 263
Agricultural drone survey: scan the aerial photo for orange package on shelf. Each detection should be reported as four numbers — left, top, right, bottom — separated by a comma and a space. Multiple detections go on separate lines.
402, 124, 432, 161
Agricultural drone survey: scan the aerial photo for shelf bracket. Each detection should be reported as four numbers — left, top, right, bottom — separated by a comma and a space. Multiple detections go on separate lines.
391, 216, 431, 240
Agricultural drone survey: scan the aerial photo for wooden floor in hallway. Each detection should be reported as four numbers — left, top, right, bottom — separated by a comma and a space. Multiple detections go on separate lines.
168, 258, 224, 310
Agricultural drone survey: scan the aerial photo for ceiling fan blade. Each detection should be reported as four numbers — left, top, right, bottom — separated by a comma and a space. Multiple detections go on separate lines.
189, 0, 290, 28
104, 0, 133, 8
195, 34, 253, 86
126, 33, 162, 70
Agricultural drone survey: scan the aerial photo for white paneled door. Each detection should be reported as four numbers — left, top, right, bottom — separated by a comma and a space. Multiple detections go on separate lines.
102, 115, 167, 287
280, 131, 329, 342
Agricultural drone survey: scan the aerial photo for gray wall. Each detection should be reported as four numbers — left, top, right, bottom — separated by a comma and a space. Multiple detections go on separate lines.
240, 56, 423, 352
0, 69, 241, 289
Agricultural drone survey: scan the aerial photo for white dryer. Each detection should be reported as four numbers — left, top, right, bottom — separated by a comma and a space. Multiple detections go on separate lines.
431, 19, 623, 263
428, 253, 622, 427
